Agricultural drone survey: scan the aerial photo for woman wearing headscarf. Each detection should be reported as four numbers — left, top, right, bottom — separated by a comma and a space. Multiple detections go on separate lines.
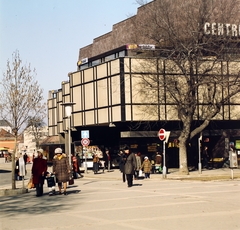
141, 156, 152, 179
53, 148, 71, 195
31, 149, 47, 197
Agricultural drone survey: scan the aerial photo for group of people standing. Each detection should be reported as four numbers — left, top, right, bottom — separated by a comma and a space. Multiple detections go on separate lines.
118, 146, 162, 187
92, 148, 111, 174
31, 148, 72, 197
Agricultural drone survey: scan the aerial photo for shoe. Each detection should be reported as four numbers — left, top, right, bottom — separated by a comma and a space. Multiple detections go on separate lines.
58, 192, 62, 195
64, 191, 68, 195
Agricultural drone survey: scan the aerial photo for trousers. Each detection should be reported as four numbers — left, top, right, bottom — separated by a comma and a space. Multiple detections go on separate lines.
35, 183, 43, 196
126, 174, 133, 187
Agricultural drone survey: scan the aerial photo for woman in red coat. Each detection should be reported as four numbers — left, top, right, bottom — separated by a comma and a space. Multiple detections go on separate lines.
53, 148, 71, 195
31, 149, 47, 197
72, 153, 79, 179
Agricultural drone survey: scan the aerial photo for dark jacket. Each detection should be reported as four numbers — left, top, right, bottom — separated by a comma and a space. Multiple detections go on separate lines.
118, 153, 126, 173
124, 152, 136, 175
53, 154, 70, 183
32, 156, 47, 184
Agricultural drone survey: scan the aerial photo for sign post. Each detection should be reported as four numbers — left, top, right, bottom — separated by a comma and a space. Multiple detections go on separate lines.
81, 138, 90, 174
158, 129, 170, 179
159, 128, 165, 141
198, 133, 202, 174
81, 131, 90, 174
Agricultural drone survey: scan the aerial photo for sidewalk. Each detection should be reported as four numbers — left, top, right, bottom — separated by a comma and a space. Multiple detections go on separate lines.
1, 162, 240, 192
82, 167, 240, 181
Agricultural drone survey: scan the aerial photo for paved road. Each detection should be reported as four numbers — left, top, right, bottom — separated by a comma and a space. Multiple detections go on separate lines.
1, 170, 240, 230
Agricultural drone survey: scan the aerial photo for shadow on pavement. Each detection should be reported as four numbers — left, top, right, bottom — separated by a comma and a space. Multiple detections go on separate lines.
132, 183, 142, 187
0, 169, 11, 173
0, 187, 83, 217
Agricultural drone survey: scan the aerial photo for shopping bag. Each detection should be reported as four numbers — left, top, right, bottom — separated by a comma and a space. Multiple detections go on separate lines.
27, 177, 35, 189
139, 169, 143, 177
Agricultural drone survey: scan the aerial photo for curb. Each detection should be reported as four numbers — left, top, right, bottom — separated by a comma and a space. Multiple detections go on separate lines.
0, 188, 28, 196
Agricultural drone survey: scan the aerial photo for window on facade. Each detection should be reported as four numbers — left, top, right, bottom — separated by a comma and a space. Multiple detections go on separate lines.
80, 64, 89, 70
105, 54, 115, 61
118, 50, 126, 57
92, 59, 101, 66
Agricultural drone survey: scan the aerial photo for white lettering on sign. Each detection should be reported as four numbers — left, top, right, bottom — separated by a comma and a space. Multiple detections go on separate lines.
204, 22, 240, 37
138, 44, 155, 50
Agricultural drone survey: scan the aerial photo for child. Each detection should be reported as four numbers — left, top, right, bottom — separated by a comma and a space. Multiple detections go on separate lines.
141, 156, 152, 179
46, 172, 56, 196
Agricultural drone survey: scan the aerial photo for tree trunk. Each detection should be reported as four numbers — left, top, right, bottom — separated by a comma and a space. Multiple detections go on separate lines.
178, 138, 189, 175
11, 136, 17, 189
178, 120, 191, 175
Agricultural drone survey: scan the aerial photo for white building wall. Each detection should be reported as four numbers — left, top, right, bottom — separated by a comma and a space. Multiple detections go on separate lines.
23, 126, 48, 158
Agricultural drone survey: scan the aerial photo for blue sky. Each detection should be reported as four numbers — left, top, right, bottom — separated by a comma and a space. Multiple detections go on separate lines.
0, 0, 140, 102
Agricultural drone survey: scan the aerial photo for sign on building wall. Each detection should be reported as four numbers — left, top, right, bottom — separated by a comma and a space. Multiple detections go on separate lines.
204, 22, 240, 37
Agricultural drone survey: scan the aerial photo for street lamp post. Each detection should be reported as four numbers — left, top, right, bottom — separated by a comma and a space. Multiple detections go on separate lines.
198, 133, 202, 174
61, 102, 76, 168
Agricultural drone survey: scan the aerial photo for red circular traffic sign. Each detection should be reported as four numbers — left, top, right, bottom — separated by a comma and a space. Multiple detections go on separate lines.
81, 138, 90, 146
159, 128, 165, 141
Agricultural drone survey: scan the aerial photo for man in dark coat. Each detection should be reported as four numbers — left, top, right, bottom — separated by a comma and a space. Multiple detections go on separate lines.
31, 149, 47, 197
117, 150, 126, 182
53, 148, 71, 195
104, 148, 111, 172
123, 146, 136, 187
23, 152, 28, 164
202, 146, 209, 169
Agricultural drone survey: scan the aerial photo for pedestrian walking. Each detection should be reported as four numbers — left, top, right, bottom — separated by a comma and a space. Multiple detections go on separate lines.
18, 153, 26, 178
72, 153, 79, 179
31, 149, 47, 197
124, 146, 136, 187
202, 146, 209, 169
92, 152, 99, 174
76, 153, 83, 177
53, 148, 71, 195
141, 156, 152, 179
45, 171, 56, 196
104, 148, 111, 171
23, 152, 28, 165
118, 150, 126, 182
15, 157, 20, 180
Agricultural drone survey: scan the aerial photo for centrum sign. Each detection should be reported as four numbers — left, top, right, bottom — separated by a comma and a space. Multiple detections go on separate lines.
204, 22, 240, 37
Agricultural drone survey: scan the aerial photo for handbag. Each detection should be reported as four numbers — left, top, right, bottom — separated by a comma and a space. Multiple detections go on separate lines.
139, 169, 143, 177
68, 177, 74, 185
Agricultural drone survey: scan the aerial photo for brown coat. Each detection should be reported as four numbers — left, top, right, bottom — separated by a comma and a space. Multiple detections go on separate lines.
53, 154, 70, 183
141, 159, 152, 173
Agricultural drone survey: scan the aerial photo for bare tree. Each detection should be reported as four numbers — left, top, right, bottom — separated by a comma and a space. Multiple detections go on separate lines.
0, 50, 46, 189
26, 117, 46, 149
133, 0, 240, 174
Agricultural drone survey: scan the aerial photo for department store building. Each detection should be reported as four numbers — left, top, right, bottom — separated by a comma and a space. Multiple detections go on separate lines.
47, 1, 240, 167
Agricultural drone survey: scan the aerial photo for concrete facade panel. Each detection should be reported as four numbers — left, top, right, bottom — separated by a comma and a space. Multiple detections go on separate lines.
72, 72, 81, 85
97, 79, 108, 107
96, 63, 107, 79
112, 106, 121, 121
98, 108, 109, 124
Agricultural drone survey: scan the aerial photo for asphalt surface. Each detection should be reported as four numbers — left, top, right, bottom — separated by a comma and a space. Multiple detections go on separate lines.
1, 163, 240, 230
